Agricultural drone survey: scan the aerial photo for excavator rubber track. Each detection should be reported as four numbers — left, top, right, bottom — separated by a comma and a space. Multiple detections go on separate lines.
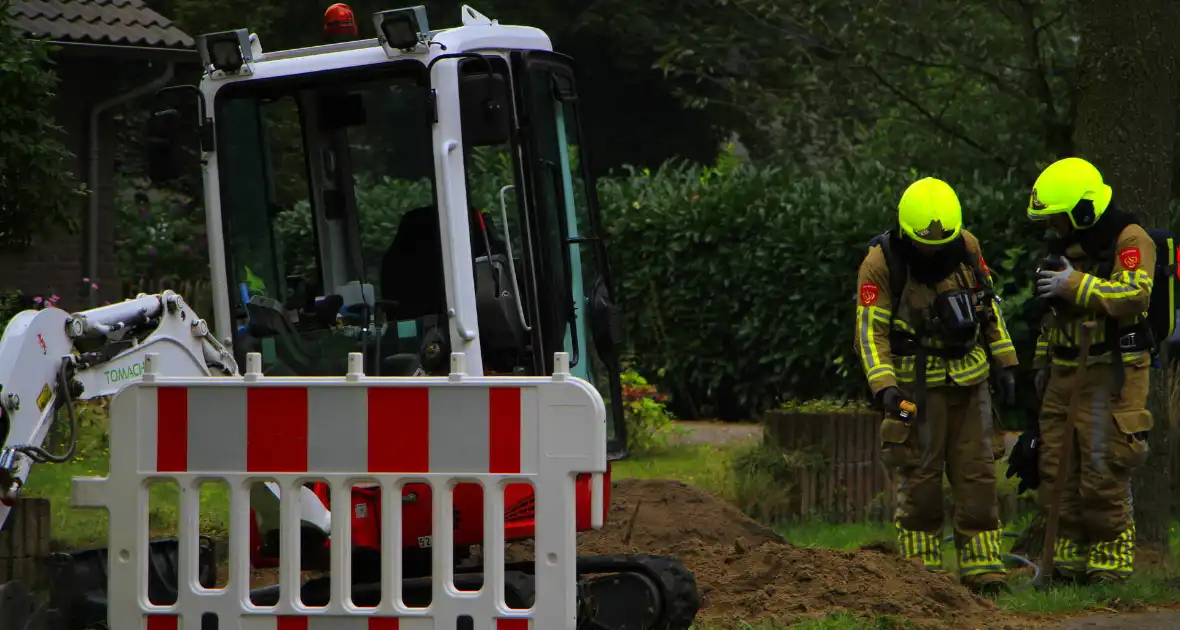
0, 537, 219, 630
251, 552, 701, 630
13, 547, 700, 629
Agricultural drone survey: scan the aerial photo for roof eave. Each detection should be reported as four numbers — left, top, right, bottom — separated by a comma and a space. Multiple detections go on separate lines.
39, 39, 200, 63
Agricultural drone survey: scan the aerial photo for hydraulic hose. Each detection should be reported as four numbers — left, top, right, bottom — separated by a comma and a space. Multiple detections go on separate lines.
13, 358, 80, 464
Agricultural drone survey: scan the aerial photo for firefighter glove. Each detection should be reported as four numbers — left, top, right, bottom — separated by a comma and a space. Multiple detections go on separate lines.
877, 386, 904, 413
1034, 367, 1050, 400
1005, 431, 1041, 494
1036, 257, 1075, 299
994, 367, 1016, 406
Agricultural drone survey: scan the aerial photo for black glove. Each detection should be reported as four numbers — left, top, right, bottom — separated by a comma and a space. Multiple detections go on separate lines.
876, 386, 904, 413
1005, 430, 1041, 494
993, 367, 1016, 406
1034, 368, 1049, 400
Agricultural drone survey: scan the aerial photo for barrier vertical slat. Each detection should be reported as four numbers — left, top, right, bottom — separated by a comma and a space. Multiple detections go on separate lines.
483, 476, 507, 611
177, 475, 200, 621
381, 477, 401, 614
330, 476, 351, 614
231, 477, 253, 607
279, 476, 303, 612
431, 477, 455, 616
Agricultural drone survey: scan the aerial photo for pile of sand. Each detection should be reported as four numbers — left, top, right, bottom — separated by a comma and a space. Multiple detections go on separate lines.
510, 478, 1008, 629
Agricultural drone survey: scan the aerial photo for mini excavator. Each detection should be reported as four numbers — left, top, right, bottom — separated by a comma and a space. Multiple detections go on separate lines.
0, 5, 700, 629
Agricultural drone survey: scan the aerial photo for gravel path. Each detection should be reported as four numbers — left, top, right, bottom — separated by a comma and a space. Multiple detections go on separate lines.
1047, 611, 1180, 629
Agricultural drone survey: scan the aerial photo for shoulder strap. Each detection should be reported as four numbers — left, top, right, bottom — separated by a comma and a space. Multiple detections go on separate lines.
1096, 215, 1142, 278
870, 230, 907, 306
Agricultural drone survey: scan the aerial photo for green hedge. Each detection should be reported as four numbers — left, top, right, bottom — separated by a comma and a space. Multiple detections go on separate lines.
596, 153, 1046, 422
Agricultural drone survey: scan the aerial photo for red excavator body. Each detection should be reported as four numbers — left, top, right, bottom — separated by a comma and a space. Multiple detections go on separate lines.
248, 466, 611, 568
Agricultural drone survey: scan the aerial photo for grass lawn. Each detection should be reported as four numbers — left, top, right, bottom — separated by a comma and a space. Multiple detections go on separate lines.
17, 405, 1180, 629
21, 400, 230, 549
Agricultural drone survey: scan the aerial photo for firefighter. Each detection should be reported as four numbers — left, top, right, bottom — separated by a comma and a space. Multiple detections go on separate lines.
855, 177, 1018, 594
1024, 156, 1154, 584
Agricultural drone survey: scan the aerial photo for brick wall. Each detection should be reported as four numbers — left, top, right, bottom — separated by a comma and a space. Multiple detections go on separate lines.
0, 56, 125, 312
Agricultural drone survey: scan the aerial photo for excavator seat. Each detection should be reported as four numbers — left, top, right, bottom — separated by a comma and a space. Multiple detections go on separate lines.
379, 204, 526, 374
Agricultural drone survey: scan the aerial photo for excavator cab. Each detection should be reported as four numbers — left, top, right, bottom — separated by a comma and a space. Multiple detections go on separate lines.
150, 5, 627, 459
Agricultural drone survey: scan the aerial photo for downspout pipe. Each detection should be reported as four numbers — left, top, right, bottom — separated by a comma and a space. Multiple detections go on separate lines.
87, 60, 176, 307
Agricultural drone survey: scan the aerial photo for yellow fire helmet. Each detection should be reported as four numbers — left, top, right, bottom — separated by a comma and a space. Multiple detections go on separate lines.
1027, 156, 1112, 229
897, 177, 962, 246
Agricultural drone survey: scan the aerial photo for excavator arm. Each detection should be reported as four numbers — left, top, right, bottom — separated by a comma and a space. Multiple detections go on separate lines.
0, 291, 239, 525
0, 291, 345, 629
0, 289, 333, 532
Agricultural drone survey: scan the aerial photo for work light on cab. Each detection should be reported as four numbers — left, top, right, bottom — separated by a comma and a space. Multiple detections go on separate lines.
196, 28, 251, 74
373, 5, 429, 53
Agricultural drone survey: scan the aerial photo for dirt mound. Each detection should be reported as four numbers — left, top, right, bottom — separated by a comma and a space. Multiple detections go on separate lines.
583, 477, 786, 553
668, 539, 993, 628
510, 478, 1001, 628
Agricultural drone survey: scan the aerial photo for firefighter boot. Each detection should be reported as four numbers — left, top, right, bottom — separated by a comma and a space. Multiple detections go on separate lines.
1086, 524, 1135, 584
1050, 537, 1087, 585
959, 530, 1008, 595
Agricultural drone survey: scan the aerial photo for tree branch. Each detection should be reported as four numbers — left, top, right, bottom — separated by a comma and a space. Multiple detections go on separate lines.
852, 61, 1012, 170
808, 14, 1012, 169
880, 49, 1025, 97
1016, 0, 1068, 155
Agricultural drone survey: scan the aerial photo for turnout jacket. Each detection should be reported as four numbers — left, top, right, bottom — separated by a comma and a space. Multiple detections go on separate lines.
855, 230, 1018, 396
1033, 219, 1155, 369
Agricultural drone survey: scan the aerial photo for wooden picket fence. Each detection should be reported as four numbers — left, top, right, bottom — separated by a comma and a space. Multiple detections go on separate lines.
761, 410, 895, 522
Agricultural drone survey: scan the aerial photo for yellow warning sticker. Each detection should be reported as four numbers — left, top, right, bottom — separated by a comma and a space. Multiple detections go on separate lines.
36, 384, 52, 412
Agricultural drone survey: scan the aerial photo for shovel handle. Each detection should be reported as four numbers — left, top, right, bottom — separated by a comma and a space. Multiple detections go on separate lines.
1036, 320, 1098, 587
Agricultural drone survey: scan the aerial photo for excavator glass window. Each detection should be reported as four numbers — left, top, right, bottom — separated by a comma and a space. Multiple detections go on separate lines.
213, 60, 443, 377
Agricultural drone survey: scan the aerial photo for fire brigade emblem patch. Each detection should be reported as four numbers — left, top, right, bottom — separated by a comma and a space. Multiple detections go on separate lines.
860, 282, 879, 306
1031, 188, 1047, 211
1119, 247, 1141, 270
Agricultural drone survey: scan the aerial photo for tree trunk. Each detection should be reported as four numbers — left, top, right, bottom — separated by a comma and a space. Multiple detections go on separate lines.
1072, 0, 1180, 553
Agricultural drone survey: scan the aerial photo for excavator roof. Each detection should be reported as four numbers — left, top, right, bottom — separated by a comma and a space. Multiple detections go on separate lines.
195, 4, 552, 87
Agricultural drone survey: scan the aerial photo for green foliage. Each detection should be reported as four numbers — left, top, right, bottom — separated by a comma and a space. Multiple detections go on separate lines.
620, 366, 678, 455
596, 148, 1045, 419
114, 176, 208, 289
599, 0, 1079, 178
0, 0, 88, 247
0, 289, 28, 333
728, 439, 825, 524
777, 399, 872, 413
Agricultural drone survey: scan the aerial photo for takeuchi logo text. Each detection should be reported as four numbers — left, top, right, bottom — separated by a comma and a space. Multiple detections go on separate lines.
104, 360, 147, 385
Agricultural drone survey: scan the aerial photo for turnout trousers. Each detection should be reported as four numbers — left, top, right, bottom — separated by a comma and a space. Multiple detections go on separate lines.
879, 381, 1006, 578
1038, 362, 1152, 580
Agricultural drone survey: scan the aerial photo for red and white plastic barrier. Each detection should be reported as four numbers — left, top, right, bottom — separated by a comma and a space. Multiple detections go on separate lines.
72, 351, 607, 630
